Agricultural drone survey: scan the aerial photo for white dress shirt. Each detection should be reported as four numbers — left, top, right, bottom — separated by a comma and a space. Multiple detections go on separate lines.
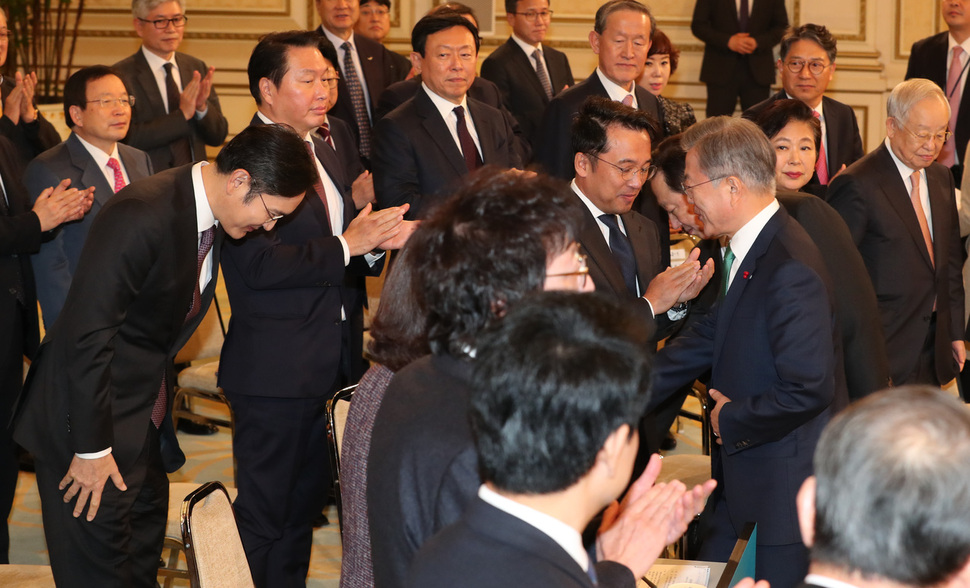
723, 199, 780, 292
74, 134, 131, 190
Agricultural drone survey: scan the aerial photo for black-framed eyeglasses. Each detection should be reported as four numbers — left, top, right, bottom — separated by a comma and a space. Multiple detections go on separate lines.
137, 15, 188, 29
259, 194, 285, 225
681, 176, 726, 198
322, 75, 340, 89
511, 10, 554, 21
588, 154, 656, 182
546, 252, 589, 289
893, 118, 951, 146
86, 96, 136, 109
360, 7, 390, 16
783, 59, 831, 76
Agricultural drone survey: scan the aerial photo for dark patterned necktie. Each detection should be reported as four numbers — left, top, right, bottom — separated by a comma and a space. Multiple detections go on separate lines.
599, 214, 638, 296
738, 0, 749, 32
318, 121, 336, 151
341, 41, 373, 158
533, 48, 554, 100
453, 105, 482, 172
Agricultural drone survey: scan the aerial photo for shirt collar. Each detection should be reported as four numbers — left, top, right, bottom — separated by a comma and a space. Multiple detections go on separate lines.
478, 485, 590, 572
784, 92, 824, 118
883, 137, 922, 186
422, 82, 469, 119
141, 46, 176, 73
570, 178, 610, 219
323, 26, 354, 51
511, 33, 542, 56
948, 33, 970, 56
804, 574, 862, 588
595, 67, 636, 105
191, 161, 217, 232
727, 198, 780, 265
73, 132, 121, 167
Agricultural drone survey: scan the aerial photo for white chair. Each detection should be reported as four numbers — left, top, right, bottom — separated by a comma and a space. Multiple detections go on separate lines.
181, 481, 254, 588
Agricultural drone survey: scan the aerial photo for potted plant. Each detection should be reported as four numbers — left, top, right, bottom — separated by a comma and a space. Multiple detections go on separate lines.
5, 0, 85, 102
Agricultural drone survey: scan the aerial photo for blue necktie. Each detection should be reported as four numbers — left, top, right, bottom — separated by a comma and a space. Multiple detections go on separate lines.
599, 214, 638, 296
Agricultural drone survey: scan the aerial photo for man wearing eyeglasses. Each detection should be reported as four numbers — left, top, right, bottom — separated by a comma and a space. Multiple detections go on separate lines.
24, 66, 153, 328
114, 0, 228, 173
480, 0, 574, 147
744, 24, 864, 189
829, 79, 966, 391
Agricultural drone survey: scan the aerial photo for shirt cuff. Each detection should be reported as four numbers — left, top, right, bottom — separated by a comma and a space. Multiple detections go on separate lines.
364, 250, 386, 267
195, 107, 208, 119
667, 305, 689, 321
337, 235, 350, 266
77, 448, 112, 459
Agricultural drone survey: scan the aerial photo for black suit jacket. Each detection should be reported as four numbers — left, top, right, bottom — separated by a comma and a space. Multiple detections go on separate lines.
14, 165, 223, 474
480, 37, 574, 144
0, 77, 62, 167
113, 50, 229, 172
828, 144, 965, 386
409, 498, 634, 588
372, 89, 521, 219
328, 115, 366, 190
25, 134, 154, 327
906, 32, 970, 173
745, 91, 865, 185
691, 0, 788, 87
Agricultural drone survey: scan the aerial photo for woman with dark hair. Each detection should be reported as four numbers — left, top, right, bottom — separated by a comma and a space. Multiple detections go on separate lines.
746, 98, 826, 197
638, 29, 696, 136
338, 231, 431, 588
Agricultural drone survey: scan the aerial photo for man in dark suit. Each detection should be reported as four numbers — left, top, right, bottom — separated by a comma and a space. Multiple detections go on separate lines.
25, 66, 154, 328
0, 137, 92, 565
691, 0, 788, 117
829, 79, 966, 389
481, 0, 574, 146
906, 0, 970, 186
315, 0, 409, 161
220, 31, 409, 588
409, 292, 717, 588
114, 0, 229, 172
12, 125, 315, 588
745, 24, 864, 188
795, 387, 970, 588
650, 117, 842, 587
372, 14, 521, 219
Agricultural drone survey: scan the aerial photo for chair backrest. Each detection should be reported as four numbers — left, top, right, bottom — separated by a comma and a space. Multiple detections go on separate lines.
326, 384, 357, 530
181, 481, 254, 588
174, 296, 227, 366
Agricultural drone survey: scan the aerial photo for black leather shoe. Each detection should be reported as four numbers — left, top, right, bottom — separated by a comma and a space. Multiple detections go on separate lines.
312, 512, 330, 528
176, 420, 219, 435
660, 433, 678, 451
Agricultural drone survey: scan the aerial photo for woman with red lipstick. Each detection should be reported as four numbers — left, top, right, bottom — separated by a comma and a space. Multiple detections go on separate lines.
638, 30, 696, 136
747, 98, 827, 197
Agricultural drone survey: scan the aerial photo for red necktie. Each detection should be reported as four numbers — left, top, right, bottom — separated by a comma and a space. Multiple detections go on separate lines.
454, 106, 482, 172
318, 122, 336, 150
107, 157, 126, 193
812, 111, 829, 184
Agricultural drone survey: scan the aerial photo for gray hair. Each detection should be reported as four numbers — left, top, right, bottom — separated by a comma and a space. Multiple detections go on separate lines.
681, 116, 776, 194
132, 0, 185, 18
887, 78, 950, 124
593, 0, 655, 37
811, 387, 970, 585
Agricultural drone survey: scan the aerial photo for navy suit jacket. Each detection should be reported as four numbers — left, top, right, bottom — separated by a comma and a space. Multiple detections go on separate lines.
745, 91, 864, 185
25, 134, 153, 327
372, 88, 521, 219
691, 0, 788, 87
409, 498, 634, 588
480, 37, 574, 145
651, 207, 840, 545
14, 165, 222, 474
827, 144, 965, 386
114, 50, 229, 172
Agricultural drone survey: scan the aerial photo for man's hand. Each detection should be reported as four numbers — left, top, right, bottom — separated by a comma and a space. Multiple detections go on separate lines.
378, 219, 419, 250
710, 388, 731, 444
953, 340, 966, 372
20, 72, 38, 123
677, 248, 716, 303
351, 171, 376, 210
3, 72, 26, 125
643, 258, 701, 314
179, 71, 203, 120
32, 179, 96, 231
734, 579, 770, 588
195, 66, 215, 112
59, 454, 127, 521
728, 33, 757, 54
342, 203, 409, 256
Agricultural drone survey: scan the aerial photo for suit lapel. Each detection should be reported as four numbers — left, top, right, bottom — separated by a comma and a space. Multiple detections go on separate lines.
467, 98, 496, 165
65, 134, 115, 208
133, 51, 167, 115
312, 135, 354, 232
354, 33, 383, 106
415, 90, 469, 176
622, 211, 656, 290
507, 38, 549, 103
875, 145, 935, 269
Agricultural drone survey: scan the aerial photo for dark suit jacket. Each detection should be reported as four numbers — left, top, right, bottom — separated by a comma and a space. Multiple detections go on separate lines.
480, 37, 574, 145
906, 32, 970, 173
828, 144, 965, 386
329, 115, 366, 191
651, 207, 840, 545
691, 0, 788, 87
25, 134, 154, 327
0, 77, 62, 168
218, 115, 382, 397
113, 50, 229, 172
13, 165, 223, 475
745, 91, 865, 185
372, 89, 521, 219
408, 498, 634, 588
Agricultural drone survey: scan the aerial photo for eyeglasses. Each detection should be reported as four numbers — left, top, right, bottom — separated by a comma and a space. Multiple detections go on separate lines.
322, 75, 340, 89
681, 176, 726, 198
588, 154, 657, 182
546, 253, 589, 289
783, 59, 831, 76
511, 9, 554, 21
361, 7, 389, 16
893, 118, 951, 146
86, 96, 136, 109
137, 15, 188, 29
259, 194, 285, 225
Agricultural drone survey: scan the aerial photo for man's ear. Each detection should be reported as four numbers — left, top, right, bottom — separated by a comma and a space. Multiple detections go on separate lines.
796, 476, 817, 548
410, 52, 423, 75
574, 152, 591, 179
596, 424, 632, 479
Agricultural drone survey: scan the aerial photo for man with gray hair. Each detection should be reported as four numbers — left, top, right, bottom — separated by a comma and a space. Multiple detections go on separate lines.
796, 386, 970, 588
828, 79, 966, 390
649, 116, 842, 586
114, 0, 229, 172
